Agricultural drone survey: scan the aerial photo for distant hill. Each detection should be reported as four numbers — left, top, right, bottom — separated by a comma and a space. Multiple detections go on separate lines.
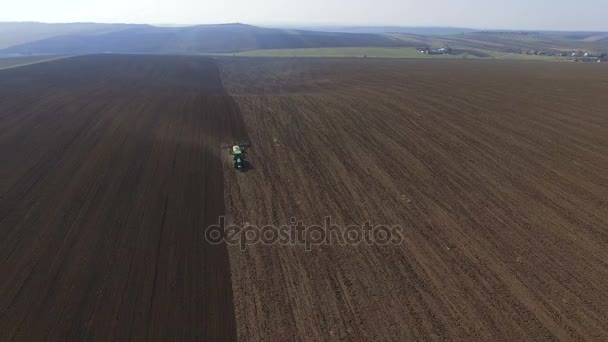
286, 26, 478, 35
0, 23, 408, 55
389, 31, 608, 55
1, 22, 606, 57
0, 22, 141, 49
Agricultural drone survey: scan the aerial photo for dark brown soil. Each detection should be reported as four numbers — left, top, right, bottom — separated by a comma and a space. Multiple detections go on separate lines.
0, 55, 245, 341
218, 58, 608, 341
2, 55, 608, 341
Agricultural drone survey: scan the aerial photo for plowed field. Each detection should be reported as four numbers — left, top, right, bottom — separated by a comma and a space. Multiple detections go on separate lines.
2, 55, 608, 341
219, 59, 608, 341
0, 55, 245, 341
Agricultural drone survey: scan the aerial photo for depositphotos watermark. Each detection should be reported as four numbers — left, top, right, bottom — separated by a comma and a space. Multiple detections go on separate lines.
205, 217, 403, 251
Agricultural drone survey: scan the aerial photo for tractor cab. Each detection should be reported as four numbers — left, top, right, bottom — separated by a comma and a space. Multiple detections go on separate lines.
232, 145, 245, 170
223, 143, 251, 171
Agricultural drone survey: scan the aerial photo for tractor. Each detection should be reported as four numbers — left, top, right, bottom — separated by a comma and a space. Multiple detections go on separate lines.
223, 143, 251, 170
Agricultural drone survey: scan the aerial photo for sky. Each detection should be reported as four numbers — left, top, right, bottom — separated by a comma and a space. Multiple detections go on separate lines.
1, 0, 606, 31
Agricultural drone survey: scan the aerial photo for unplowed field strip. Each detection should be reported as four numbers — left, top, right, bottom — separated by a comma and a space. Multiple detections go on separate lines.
0, 55, 244, 341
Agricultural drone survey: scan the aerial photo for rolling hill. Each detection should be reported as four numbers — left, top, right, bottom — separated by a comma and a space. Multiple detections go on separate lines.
283, 26, 479, 35
1, 22, 606, 57
0, 23, 407, 55
0, 22, 141, 50
390, 31, 608, 55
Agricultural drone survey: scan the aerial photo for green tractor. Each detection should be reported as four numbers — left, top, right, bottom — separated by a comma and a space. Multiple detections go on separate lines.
224, 143, 251, 170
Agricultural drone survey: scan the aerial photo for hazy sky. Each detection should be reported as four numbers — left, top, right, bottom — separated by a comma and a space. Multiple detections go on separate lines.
1, 0, 606, 31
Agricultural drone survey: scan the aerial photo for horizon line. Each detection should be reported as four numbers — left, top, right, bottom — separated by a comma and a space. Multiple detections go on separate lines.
1, 20, 607, 33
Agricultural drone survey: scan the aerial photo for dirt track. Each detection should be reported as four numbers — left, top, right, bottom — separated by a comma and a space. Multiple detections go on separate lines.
219, 59, 608, 341
0, 56, 71, 71
0, 55, 245, 340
